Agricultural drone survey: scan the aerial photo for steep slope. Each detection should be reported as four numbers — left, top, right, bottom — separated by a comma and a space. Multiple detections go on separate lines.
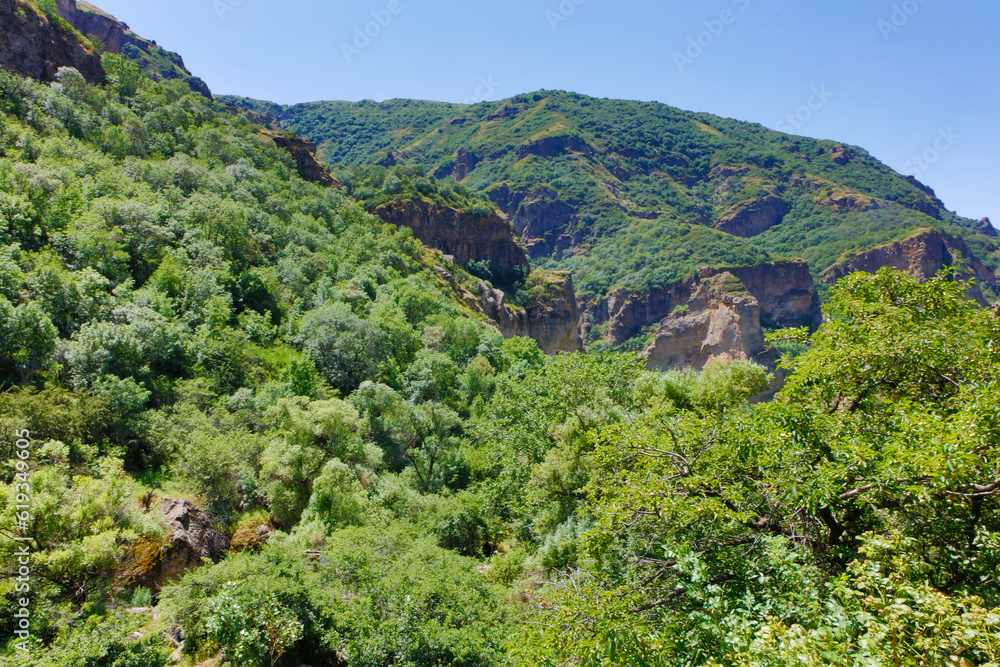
56, 0, 211, 97
228, 91, 997, 295
218, 90, 998, 368
0, 0, 104, 82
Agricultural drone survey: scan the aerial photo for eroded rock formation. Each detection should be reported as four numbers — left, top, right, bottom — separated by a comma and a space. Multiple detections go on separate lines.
822, 230, 996, 304
715, 196, 789, 237
259, 129, 338, 188
588, 260, 820, 348
376, 199, 529, 269
433, 266, 583, 353
642, 273, 771, 371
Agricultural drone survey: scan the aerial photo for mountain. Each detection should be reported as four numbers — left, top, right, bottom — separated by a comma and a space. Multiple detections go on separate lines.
55, 0, 211, 98
222, 91, 1000, 364
0, 0, 104, 82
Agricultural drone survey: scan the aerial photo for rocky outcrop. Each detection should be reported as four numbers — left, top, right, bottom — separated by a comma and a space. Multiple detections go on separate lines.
973, 217, 997, 238
259, 129, 338, 187
434, 266, 583, 353
721, 261, 823, 330
230, 520, 274, 554
643, 273, 771, 371
821, 230, 996, 304
515, 134, 593, 159
55, 0, 211, 97
827, 145, 853, 166
0, 0, 104, 83
118, 498, 229, 593
591, 260, 821, 347
433, 147, 478, 182
819, 192, 879, 213
451, 147, 478, 181
485, 272, 583, 353
715, 196, 789, 237
376, 199, 529, 269
487, 184, 580, 259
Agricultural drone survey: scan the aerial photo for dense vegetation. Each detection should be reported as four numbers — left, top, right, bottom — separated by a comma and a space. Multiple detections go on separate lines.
229, 91, 1000, 300
0, 17, 998, 667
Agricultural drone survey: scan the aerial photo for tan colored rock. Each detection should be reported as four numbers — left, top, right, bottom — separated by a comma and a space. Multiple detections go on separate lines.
821, 230, 996, 305
643, 276, 765, 371
376, 199, 529, 269
591, 260, 820, 349
230, 522, 274, 554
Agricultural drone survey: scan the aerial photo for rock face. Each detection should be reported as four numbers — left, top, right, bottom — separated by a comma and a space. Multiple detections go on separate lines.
481, 272, 584, 354
487, 184, 579, 259
259, 129, 338, 188
715, 196, 789, 237
822, 230, 996, 304
589, 260, 821, 348
120, 498, 229, 593
973, 217, 997, 238
643, 274, 770, 371
0, 0, 104, 83
55, 0, 211, 97
433, 266, 583, 353
375, 199, 529, 269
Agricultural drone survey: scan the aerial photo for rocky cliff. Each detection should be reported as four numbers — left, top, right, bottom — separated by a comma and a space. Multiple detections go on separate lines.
588, 260, 820, 348
822, 230, 997, 304
642, 272, 773, 372
259, 129, 338, 188
375, 199, 530, 270
56, 0, 211, 97
0, 0, 104, 83
434, 266, 583, 353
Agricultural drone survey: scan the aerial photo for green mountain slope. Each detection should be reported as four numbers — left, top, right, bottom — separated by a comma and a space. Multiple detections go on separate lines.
223, 91, 999, 302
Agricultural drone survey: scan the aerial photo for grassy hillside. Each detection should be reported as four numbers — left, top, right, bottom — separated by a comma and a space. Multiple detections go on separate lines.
226, 90, 1000, 300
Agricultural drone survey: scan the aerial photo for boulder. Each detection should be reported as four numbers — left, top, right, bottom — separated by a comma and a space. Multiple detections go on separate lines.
118, 497, 229, 593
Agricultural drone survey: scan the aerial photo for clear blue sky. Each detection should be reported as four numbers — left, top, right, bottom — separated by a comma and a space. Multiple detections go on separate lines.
94, 0, 997, 223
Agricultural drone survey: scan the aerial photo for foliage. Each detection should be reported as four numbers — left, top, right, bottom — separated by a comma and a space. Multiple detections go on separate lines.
252, 90, 999, 300
508, 270, 1000, 666
30, 611, 171, 667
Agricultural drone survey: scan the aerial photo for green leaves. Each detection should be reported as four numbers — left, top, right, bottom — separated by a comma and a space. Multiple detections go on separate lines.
510, 271, 1000, 666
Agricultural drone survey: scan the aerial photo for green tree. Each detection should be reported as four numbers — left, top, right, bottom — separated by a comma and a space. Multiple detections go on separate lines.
101, 53, 144, 99
295, 304, 389, 395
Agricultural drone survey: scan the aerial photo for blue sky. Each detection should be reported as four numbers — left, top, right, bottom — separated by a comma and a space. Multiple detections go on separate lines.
94, 0, 997, 223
